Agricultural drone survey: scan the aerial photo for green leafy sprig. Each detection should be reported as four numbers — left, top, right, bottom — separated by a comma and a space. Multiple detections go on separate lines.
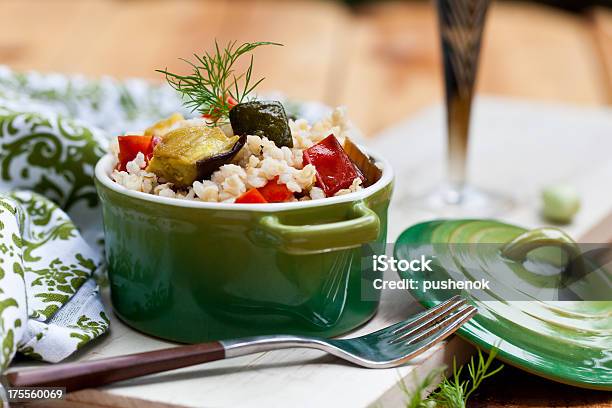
401, 368, 444, 408
157, 40, 282, 122
403, 347, 504, 408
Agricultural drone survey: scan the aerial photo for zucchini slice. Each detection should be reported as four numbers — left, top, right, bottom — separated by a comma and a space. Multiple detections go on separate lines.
229, 100, 293, 148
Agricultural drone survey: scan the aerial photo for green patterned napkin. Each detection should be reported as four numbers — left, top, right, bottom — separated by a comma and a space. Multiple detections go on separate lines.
0, 66, 184, 369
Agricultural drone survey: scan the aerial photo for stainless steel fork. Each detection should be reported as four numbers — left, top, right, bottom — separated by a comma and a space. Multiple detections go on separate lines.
5, 296, 476, 392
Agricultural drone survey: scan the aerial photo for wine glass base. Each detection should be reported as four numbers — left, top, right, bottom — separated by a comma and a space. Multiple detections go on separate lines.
404, 184, 514, 218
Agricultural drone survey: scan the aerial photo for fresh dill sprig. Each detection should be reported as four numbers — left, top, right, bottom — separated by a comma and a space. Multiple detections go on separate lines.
428, 348, 504, 408
400, 367, 443, 408
401, 347, 504, 408
156, 41, 282, 123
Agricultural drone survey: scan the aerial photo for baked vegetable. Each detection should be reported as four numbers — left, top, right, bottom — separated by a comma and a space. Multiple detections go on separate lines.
234, 177, 294, 204
258, 176, 294, 202
202, 95, 238, 122
229, 101, 293, 148
117, 135, 155, 171
146, 126, 245, 187
236, 188, 268, 203
303, 134, 365, 197
144, 113, 185, 138
342, 137, 382, 187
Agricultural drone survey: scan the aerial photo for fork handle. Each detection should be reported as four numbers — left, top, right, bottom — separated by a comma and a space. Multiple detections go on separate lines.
5, 341, 226, 392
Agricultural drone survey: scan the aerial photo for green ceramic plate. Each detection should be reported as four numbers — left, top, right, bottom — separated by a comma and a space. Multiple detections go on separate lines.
394, 219, 612, 390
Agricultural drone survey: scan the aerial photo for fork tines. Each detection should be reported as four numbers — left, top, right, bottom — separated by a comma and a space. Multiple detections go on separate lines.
387, 296, 476, 345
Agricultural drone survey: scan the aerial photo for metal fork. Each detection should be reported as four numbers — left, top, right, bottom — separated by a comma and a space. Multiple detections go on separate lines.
5, 296, 475, 393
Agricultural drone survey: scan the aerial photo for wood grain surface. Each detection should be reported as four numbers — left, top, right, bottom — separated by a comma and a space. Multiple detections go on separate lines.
1, 0, 610, 136
2, 1, 611, 407
470, 365, 612, 408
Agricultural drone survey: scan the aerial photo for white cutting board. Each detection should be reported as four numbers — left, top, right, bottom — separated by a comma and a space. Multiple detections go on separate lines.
10, 97, 612, 408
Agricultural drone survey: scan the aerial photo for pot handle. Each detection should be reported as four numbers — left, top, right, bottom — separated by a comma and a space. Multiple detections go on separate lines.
258, 201, 380, 254
500, 227, 584, 277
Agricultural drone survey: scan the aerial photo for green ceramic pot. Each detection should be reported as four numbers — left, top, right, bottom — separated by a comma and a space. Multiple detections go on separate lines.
94, 153, 393, 343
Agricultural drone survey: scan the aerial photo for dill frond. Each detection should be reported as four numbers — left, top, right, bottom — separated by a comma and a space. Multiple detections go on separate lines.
401, 347, 504, 408
157, 40, 282, 123
428, 348, 504, 408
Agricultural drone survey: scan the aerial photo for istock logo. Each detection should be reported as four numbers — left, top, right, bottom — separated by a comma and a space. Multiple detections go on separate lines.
372, 254, 433, 272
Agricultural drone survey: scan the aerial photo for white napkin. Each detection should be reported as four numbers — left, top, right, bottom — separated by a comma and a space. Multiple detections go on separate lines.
0, 191, 106, 365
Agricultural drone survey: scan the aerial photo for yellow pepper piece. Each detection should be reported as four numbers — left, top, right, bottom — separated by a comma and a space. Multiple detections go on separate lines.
144, 113, 185, 137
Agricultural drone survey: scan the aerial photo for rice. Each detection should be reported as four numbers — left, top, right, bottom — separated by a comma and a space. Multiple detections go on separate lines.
111, 107, 365, 202
193, 180, 219, 202
334, 177, 363, 196
111, 152, 157, 194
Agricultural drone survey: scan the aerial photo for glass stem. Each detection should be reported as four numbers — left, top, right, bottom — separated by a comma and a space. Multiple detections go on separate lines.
446, 92, 472, 196
437, 0, 490, 204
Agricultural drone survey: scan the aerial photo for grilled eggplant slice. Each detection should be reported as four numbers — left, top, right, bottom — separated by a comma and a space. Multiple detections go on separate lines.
229, 100, 293, 148
197, 134, 246, 180
342, 137, 382, 187
147, 126, 246, 187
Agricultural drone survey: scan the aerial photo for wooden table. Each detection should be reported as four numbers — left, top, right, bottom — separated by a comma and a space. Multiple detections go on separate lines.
1, 0, 611, 137
2, 1, 612, 407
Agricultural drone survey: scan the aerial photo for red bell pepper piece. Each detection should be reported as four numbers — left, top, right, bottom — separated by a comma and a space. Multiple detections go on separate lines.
227, 95, 238, 109
202, 95, 239, 121
258, 176, 294, 203
302, 134, 365, 197
235, 188, 268, 204
117, 135, 154, 171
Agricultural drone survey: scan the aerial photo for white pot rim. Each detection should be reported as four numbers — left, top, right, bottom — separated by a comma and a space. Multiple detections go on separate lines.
94, 147, 394, 212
